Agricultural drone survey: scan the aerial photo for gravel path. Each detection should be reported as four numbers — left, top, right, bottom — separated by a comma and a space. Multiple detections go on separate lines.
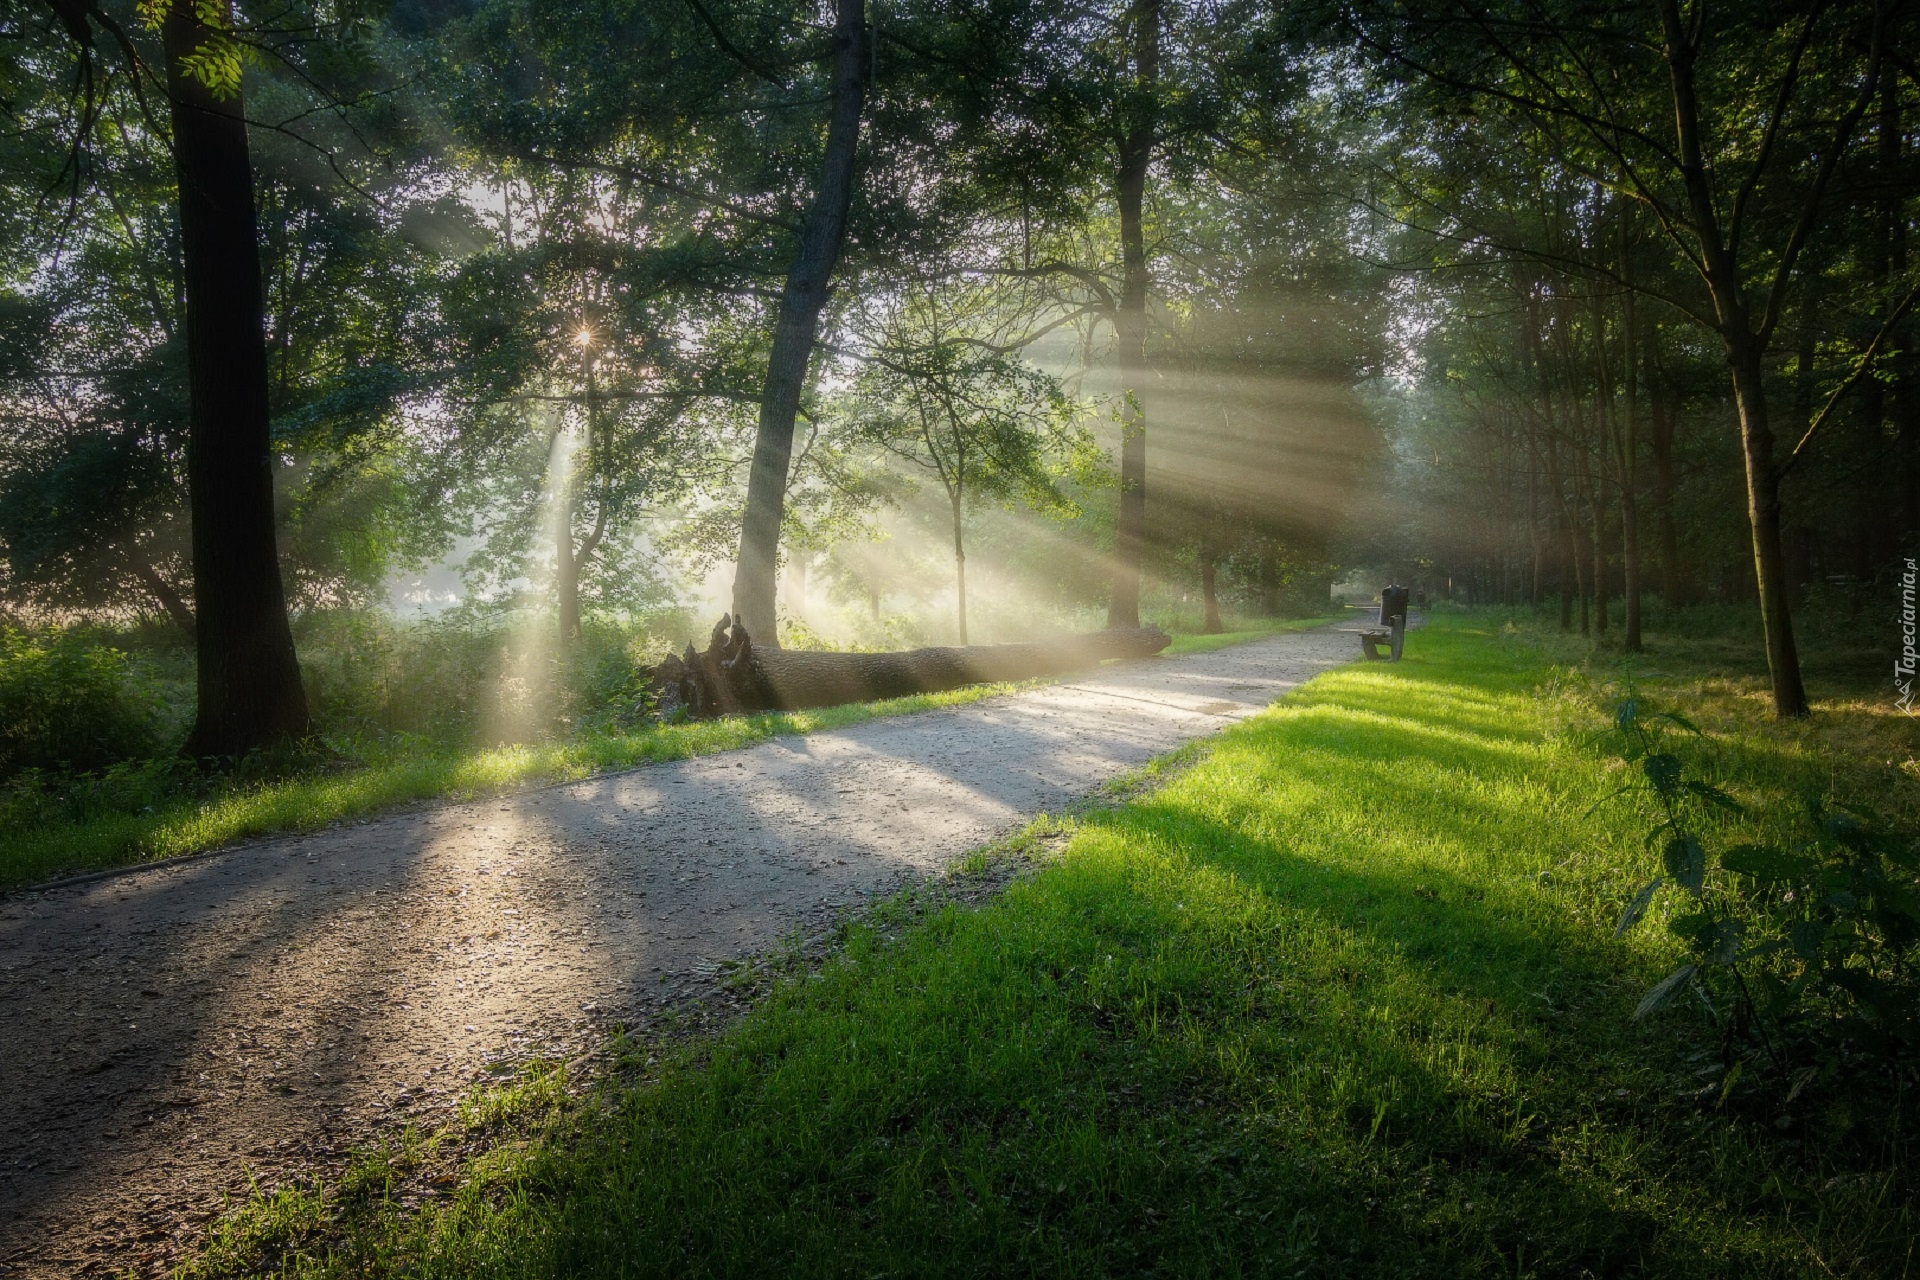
0, 627, 1352, 1276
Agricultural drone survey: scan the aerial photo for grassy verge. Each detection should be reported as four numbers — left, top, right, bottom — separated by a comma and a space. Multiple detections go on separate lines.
188, 612, 1917, 1278
0, 681, 1031, 893
3, 619, 1339, 894
1157, 612, 1342, 655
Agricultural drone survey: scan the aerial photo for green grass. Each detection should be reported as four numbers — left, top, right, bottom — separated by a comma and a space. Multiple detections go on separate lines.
0, 680, 1032, 892
1157, 612, 1343, 655
2, 619, 1339, 894
187, 612, 1919, 1278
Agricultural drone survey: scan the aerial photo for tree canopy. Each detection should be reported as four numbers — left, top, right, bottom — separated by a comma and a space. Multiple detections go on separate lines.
1, 0, 1912, 754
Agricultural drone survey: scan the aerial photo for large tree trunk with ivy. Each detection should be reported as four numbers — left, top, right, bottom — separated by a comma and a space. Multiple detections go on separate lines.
164, 1, 311, 760
649, 615, 1172, 719
729, 0, 866, 649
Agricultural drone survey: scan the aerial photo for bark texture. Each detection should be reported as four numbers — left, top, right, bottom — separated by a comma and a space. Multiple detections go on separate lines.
730, 0, 867, 647
165, 2, 311, 758
1199, 555, 1222, 633
650, 615, 1172, 719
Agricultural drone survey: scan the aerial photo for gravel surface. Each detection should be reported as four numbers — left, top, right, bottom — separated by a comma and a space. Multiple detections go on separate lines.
0, 627, 1352, 1276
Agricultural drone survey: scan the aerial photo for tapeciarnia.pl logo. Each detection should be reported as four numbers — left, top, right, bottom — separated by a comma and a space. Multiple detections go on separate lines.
1900, 557, 1918, 715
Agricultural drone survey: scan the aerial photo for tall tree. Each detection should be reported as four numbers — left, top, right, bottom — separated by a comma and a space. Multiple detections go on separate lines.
729, 0, 868, 645
160, 0, 312, 755
852, 289, 1092, 643
1352, 0, 1909, 715
36, 0, 313, 754
1106, 0, 1160, 628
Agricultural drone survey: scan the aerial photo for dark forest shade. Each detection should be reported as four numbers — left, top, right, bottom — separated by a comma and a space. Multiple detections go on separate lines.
163, 2, 312, 758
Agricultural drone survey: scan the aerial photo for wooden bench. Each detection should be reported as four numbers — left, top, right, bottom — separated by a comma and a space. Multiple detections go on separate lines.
1339, 587, 1412, 662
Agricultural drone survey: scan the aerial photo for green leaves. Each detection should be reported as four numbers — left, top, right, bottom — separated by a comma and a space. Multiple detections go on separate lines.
1662, 835, 1705, 892
1719, 843, 1812, 883
1633, 964, 1696, 1021
1614, 876, 1663, 937
1601, 688, 1920, 1085
1641, 752, 1683, 798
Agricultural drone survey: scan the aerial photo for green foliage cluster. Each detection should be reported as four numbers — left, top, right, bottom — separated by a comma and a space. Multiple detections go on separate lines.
1606, 692, 1920, 1098
0, 627, 163, 777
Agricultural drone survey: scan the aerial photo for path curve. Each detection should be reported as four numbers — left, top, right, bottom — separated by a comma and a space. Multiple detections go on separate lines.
0, 627, 1352, 1276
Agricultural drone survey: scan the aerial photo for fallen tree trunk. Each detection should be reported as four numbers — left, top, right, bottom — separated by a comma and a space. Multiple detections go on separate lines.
648, 615, 1172, 719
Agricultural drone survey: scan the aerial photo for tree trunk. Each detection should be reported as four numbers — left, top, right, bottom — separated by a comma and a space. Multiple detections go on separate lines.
1257, 541, 1280, 616
1558, 512, 1574, 631
1200, 553, 1222, 633
1648, 352, 1684, 608
127, 553, 196, 641
556, 537, 580, 642
166, 2, 311, 760
1728, 339, 1811, 717
729, 0, 866, 648
950, 490, 968, 646
1591, 473, 1609, 635
1621, 443, 1642, 648
1621, 297, 1642, 651
1106, 0, 1158, 631
1573, 508, 1590, 635
1655, 0, 1814, 717
654, 616, 1171, 718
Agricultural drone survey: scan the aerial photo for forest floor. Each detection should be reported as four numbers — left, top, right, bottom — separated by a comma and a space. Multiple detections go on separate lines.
0, 623, 1354, 1278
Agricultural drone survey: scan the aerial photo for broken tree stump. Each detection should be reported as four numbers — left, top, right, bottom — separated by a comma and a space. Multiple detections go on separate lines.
647, 615, 1173, 719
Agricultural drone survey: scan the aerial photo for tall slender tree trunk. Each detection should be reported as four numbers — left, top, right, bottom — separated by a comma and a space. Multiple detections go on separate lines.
1656, 0, 1817, 717
1200, 552, 1222, 633
1558, 513, 1575, 631
165, 2, 311, 760
1621, 294, 1643, 651
1726, 341, 1810, 715
950, 488, 968, 646
1257, 541, 1281, 616
730, 0, 866, 647
1648, 350, 1684, 609
557, 354, 595, 645
557, 538, 580, 641
1572, 504, 1591, 635
1106, 0, 1158, 630
1589, 463, 1608, 634
1527, 447, 1544, 606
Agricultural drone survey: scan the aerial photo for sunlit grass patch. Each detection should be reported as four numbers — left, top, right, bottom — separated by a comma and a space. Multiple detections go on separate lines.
1157, 612, 1342, 655
188, 612, 1916, 1277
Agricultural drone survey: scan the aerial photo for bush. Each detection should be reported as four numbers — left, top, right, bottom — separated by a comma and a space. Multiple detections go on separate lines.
1604, 688, 1920, 1098
0, 627, 162, 777
297, 608, 693, 746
